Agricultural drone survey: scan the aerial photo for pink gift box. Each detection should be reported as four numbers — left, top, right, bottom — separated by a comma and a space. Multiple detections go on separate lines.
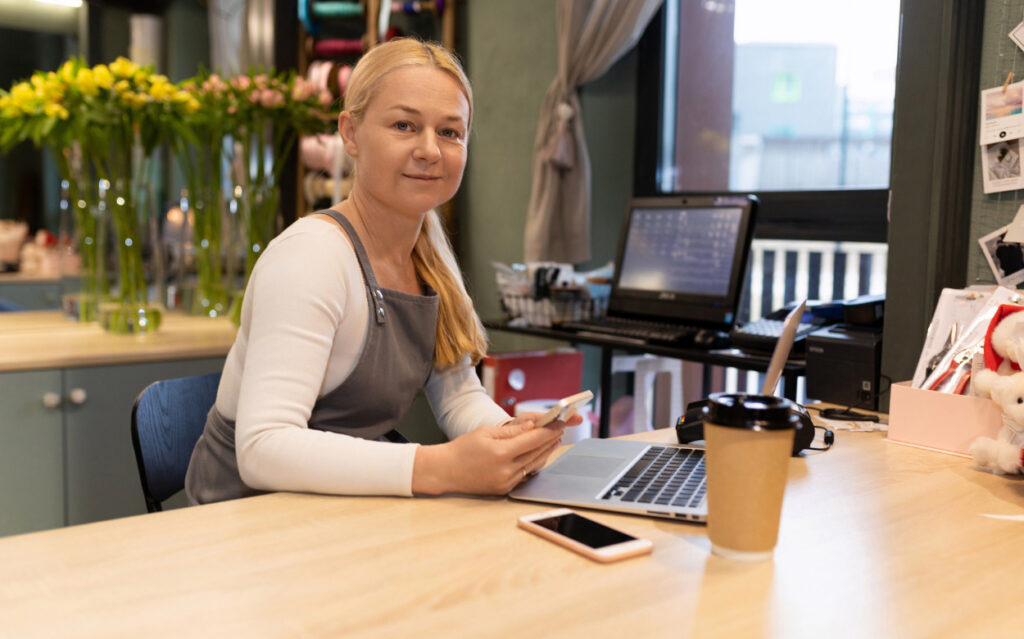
887, 381, 1003, 457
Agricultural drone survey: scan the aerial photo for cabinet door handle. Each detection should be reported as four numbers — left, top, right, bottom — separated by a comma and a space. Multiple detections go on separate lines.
68, 388, 88, 405
42, 392, 62, 409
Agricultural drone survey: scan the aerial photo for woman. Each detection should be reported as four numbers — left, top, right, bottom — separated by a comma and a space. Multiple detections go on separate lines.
185, 38, 577, 504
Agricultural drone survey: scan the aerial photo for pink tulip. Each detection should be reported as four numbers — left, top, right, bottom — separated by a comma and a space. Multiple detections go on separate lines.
292, 78, 314, 101
263, 90, 285, 108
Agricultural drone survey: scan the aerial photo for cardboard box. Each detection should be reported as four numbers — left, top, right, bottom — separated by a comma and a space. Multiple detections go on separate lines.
887, 381, 1002, 457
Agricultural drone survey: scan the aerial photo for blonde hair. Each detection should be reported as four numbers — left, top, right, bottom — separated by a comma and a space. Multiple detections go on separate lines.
345, 38, 487, 368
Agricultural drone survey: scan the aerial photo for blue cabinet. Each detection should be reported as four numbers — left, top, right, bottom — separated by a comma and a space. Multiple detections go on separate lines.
0, 369, 65, 535
0, 357, 224, 536
0, 280, 64, 311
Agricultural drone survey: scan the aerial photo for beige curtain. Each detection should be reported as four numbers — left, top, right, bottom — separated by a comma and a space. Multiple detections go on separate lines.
523, 0, 663, 263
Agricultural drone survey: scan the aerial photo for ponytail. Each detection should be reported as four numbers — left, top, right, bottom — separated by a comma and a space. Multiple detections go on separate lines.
412, 210, 488, 368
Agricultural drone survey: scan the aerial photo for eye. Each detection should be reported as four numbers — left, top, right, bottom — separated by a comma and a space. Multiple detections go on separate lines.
393, 121, 413, 132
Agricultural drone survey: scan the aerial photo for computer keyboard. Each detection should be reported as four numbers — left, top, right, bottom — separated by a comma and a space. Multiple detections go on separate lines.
729, 318, 820, 352
601, 445, 706, 508
559, 317, 698, 344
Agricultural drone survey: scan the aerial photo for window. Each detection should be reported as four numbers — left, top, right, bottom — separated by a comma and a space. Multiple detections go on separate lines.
644, 0, 900, 194
633, 0, 901, 396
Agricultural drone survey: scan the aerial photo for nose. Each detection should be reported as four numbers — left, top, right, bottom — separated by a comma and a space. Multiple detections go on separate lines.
413, 131, 441, 163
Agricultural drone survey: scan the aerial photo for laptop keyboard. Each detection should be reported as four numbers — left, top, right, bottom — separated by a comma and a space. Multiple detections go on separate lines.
729, 318, 819, 352
600, 445, 706, 509
560, 317, 699, 344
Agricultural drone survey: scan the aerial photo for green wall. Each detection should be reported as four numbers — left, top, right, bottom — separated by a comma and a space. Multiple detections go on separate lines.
969, 0, 1024, 283
459, 0, 636, 339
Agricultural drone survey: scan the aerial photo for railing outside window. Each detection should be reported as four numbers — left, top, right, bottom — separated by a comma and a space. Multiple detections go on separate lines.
725, 239, 888, 399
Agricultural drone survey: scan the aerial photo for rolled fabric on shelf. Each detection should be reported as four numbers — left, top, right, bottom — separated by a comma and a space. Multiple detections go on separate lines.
312, 1, 364, 19
299, 134, 353, 177
312, 37, 366, 58
391, 0, 444, 16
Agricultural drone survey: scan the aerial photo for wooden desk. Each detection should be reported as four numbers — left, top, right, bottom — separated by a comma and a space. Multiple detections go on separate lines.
1, 429, 1022, 637
484, 320, 806, 437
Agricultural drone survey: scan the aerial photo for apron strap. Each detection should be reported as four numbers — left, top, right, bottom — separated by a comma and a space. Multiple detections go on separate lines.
319, 209, 387, 325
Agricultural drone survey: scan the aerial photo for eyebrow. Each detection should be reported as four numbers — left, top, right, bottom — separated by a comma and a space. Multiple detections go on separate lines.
388, 105, 466, 123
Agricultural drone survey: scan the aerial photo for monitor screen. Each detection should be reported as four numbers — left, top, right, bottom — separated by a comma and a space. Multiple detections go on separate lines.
617, 205, 744, 297
607, 194, 757, 328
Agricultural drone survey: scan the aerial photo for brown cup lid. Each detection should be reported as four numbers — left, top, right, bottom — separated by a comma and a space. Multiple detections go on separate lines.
702, 393, 799, 430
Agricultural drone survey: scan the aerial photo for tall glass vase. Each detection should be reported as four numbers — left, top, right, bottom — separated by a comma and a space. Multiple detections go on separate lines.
54, 146, 107, 322
188, 142, 230, 318
97, 152, 163, 334
229, 180, 279, 325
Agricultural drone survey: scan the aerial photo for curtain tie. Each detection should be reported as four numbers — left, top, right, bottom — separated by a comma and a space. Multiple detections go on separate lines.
543, 101, 576, 170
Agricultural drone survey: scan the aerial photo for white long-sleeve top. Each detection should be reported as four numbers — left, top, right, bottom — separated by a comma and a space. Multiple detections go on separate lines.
215, 216, 510, 496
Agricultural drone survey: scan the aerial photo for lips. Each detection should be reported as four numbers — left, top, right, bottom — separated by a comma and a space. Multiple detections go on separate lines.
404, 173, 441, 181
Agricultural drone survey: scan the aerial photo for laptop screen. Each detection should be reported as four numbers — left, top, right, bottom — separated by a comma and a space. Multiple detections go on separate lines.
608, 195, 757, 329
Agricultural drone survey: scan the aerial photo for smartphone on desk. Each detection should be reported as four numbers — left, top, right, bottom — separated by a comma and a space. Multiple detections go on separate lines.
535, 390, 594, 427
518, 508, 653, 563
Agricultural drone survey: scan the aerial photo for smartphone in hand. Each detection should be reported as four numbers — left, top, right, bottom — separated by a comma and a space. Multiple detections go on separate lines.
517, 508, 653, 563
534, 390, 594, 427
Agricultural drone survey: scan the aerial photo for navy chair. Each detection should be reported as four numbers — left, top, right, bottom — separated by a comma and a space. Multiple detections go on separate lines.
131, 372, 221, 512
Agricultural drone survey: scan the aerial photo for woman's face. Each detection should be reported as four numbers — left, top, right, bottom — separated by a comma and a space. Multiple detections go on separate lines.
342, 65, 470, 217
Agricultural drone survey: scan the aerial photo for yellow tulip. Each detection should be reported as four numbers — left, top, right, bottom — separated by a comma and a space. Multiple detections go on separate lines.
109, 57, 138, 79
114, 79, 131, 94
44, 102, 69, 120
93, 65, 114, 90
10, 83, 37, 110
75, 68, 99, 97
149, 81, 175, 101
59, 60, 76, 83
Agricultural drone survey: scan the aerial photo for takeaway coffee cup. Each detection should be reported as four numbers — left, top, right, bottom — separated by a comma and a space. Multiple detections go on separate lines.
703, 393, 798, 562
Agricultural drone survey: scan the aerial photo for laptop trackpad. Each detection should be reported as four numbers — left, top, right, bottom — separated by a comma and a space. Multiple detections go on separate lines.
546, 455, 624, 478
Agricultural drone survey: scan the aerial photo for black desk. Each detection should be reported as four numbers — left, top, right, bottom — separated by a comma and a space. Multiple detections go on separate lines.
483, 320, 806, 438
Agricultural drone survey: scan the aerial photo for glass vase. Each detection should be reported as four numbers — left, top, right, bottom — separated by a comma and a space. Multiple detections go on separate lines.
97, 160, 163, 334
188, 145, 230, 318
228, 181, 279, 324
54, 146, 107, 322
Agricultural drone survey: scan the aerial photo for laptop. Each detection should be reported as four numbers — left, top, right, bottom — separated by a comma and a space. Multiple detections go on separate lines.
560, 194, 757, 344
509, 300, 807, 523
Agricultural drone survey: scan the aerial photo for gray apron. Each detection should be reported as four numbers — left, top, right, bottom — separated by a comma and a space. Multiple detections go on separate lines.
185, 209, 438, 505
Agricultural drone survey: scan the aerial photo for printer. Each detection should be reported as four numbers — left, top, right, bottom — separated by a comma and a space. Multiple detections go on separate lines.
805, 294, 884, 410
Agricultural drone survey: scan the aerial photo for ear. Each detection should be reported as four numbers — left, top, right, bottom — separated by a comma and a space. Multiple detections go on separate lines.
338, 111, 359, 158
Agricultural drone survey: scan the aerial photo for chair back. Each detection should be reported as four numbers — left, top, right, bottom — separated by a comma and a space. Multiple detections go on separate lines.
131, 372, 221, 512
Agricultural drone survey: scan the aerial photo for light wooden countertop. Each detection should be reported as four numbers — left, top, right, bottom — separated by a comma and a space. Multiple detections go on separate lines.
0, 272, 61, 284
0, 273, 61, 284
0, 310, 236, 372
0, 428, 1021, 637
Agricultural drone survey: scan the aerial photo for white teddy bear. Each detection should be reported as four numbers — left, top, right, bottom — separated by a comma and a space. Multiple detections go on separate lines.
969, 373, 1024, 475
969, 304, 1024, 474
972, 304, 1024, 398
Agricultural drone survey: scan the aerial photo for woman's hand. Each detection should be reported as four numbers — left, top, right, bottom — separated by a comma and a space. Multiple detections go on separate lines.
412, 412, 582, 496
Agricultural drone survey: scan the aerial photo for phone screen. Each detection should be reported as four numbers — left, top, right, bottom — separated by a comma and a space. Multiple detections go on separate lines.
532, 512, 636, 548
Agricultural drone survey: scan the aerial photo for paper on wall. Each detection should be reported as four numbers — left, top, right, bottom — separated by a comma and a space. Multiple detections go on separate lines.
981, 138, 1024, 194
1011, 21, 1024, 54
979, 225, 1024, 287
980, 80, 1024, 146
1003, 204, 1024, 243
